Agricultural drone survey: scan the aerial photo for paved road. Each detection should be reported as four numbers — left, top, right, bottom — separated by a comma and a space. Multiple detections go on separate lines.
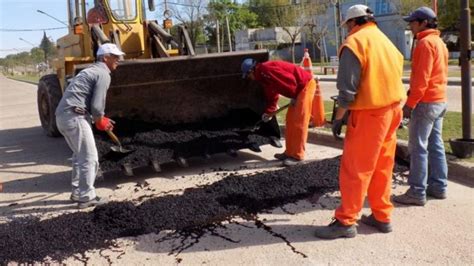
0, 74, 473, 264
319, 81, 471, 113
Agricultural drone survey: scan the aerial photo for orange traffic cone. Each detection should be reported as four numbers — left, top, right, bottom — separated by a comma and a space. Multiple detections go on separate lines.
301, 49, 325, 127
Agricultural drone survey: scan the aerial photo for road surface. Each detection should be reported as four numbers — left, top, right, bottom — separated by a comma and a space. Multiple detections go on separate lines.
0, 74, 473, 265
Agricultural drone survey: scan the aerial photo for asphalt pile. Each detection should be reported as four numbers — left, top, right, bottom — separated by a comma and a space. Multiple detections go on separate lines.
96, 109, 278, 172
0, 156, 347, 263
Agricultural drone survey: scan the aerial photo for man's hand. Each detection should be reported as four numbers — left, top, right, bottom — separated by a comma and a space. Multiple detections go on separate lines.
402, 105, 412, 119
95, 116, 114, 131
332, 119, 344, 140
261, 113, 272, 123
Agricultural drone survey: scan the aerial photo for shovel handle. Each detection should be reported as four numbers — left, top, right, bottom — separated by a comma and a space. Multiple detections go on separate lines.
106, 130, 122, 146
270, 103, 291, 116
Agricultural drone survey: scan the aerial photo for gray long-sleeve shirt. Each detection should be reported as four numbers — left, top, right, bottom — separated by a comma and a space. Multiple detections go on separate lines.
336, 48, 361, 109
55, 62, 111, 119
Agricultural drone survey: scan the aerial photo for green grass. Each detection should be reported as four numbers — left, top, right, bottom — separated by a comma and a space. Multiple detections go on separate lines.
6, 74, 40, 84
277, 98, 474, 162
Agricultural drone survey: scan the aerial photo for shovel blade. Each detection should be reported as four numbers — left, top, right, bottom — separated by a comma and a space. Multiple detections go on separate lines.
110, 145, 132, 154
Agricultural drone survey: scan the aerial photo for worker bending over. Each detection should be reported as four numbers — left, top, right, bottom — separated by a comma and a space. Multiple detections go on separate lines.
241, 59, 315, 166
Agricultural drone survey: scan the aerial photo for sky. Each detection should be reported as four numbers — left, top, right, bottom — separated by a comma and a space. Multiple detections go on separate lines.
0, 0, 249, 58
0, 0, 69, 58
0, 0, 205, 58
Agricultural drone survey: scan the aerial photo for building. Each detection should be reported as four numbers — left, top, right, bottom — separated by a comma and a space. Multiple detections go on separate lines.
236, 0, 414, 60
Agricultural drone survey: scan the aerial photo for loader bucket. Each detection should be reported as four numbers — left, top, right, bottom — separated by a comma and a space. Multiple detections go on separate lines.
107, 50, 269, 124
75, 50, 283, 172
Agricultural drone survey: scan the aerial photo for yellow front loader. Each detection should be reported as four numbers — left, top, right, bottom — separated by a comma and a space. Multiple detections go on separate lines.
37, 0, 281, 172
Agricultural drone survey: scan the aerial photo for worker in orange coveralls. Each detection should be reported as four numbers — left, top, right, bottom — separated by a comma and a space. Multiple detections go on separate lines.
314, 4, 406, 239
241, 58, 316, 167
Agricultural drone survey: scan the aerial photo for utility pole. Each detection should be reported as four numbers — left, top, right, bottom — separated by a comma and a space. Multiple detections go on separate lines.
225, 16, 232, 52
432, 0, 438, 15
216, 19, 221, 53
459, 0, 472, 140
331, 0, 342, 51
335, 0, 342, 47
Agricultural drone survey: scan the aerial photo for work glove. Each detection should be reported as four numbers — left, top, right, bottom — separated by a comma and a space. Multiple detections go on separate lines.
95, 116, 114, 131
402, 105, 412, 119
261, 113, 272, 123
332, 118, 344, 141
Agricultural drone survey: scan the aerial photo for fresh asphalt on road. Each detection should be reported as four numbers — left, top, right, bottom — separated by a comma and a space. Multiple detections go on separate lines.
0, 74, 473, 264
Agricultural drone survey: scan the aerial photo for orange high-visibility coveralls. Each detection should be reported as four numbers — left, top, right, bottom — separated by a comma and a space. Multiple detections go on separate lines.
334, 22, 406, 225
285, 79, 316, 159
254, 61, 315, 160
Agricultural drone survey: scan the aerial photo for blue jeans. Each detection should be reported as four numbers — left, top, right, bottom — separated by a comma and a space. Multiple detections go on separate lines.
407, 102, 448, 199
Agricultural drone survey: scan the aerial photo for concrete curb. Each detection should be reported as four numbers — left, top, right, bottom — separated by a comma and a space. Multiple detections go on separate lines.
280, 126, 474, 186
6, 77, 39, 86
318, 76, 471, 86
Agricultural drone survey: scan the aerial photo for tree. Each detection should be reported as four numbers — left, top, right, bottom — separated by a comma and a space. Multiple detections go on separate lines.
39, 31, 54, 63
248, 0, 327, 63
205, 0, 259, 51
170, 0, 208, 49
393, 0, 431, 15
30, 47, 45, 65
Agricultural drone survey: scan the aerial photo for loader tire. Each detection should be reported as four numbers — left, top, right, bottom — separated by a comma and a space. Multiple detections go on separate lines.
37, 74, 62, 137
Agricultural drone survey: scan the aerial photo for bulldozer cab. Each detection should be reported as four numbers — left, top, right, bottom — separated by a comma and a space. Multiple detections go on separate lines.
38, 0, 282, 174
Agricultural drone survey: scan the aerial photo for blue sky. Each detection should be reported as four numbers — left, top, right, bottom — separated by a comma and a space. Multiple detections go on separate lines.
0, 0, 70, 58
0, 0, 246, 58
0, 0, 188, 58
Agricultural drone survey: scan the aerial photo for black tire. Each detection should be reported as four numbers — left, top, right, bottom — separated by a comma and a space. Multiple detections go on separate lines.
37, 74, 62, 137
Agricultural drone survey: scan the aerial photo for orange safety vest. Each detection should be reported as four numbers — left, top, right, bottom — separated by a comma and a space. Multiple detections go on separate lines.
339, 23, 406, 110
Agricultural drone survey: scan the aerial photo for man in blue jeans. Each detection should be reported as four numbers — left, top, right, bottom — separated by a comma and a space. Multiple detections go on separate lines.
393, 7, 448, 206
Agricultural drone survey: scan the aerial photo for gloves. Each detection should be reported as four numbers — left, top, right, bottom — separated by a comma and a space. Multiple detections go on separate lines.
261, 113, 272, 123
95, 116, 114, 131
402, 105, 412, 119
332, 118, 344, 140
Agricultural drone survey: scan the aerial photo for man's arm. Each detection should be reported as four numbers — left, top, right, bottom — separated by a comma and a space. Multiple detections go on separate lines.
405, 42, 434, 109
335, 48, 361, 120
90, 70, 111, 121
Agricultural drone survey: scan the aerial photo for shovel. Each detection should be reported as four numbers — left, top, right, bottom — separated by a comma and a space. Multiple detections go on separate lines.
106, 130, 132, 153
249, 103, 291, 132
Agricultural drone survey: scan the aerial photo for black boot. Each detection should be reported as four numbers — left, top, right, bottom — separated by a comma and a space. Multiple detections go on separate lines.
314, 219, 357, 239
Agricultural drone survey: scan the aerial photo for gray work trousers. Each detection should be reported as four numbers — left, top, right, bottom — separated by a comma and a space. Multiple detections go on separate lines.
56, 110, 98, 201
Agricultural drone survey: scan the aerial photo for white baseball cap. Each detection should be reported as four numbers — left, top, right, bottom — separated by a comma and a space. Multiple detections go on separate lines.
341, 4, 373, 26
97, 43, 125, 56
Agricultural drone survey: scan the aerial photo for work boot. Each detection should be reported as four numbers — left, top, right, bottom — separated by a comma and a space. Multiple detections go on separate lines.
314, 219, 357, 239
426, 188, 447, 199
274, 153, 288, 161
392, 192, 426, 206
70, 194, 80, 203
360, 214, 392, 233
283, 157, 303, 167
78, 197, 108, 209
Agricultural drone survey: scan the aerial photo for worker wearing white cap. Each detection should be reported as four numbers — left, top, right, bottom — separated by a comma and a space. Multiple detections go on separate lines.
314, 4, 406, 239
55, 43, 125, 209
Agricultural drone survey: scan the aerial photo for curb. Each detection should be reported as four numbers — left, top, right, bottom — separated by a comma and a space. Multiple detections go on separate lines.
318, 77, 471, 87
6, 77, 39, 86
281, 126, 474, 186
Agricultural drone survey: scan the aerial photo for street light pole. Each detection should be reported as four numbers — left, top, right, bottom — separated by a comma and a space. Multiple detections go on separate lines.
331, 0, 342, 52
19, 38, 35, 47
37, 9, 68, 27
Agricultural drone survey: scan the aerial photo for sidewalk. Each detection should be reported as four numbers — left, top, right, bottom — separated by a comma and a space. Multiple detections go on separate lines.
318, 74, 472, 86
